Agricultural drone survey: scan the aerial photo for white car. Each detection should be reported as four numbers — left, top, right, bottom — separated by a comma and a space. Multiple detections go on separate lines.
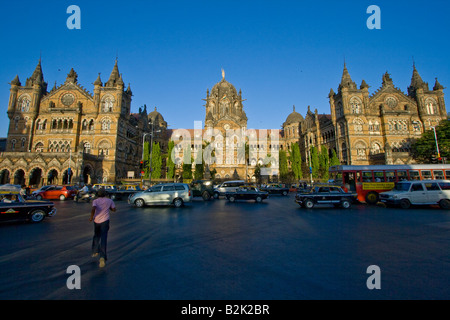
128, 183, 192, 208
380, 180, 450, 209
213, 180, 246, 198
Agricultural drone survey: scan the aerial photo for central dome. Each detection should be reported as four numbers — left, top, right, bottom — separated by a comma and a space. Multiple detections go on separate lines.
284, 106, 304, 125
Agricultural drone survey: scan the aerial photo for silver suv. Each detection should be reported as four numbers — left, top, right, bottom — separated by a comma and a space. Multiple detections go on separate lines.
380, 180, 450, 209
213, 180, 246, 198
128, 183, 192, 208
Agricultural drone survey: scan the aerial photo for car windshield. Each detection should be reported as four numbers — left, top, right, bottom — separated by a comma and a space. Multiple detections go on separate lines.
394, 183, 411, 191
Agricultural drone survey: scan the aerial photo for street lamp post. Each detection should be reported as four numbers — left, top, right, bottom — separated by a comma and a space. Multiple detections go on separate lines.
431, 126, 441, 162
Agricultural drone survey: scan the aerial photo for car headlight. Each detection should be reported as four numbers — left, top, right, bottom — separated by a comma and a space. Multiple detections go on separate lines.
392, 195, 398, 199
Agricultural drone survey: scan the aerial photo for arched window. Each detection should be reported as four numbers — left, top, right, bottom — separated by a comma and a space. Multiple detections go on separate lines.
89, 120, 94, 131
83, 142, 91, 154
101, 119, 111, 132
102, 96, 114, 112
35, 142, 44, 152
350, 97, 362, 114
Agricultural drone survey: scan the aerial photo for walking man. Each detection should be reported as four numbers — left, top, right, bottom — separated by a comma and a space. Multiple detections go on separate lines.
89, 188, 116, 268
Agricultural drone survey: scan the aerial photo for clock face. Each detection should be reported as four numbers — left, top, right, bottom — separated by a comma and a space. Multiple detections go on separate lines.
61, 93, 75, 106
224, 124, 230, 130
385, 96, 397, 109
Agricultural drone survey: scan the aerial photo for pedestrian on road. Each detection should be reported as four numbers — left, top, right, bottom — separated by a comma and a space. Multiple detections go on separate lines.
89, 188, 116, 268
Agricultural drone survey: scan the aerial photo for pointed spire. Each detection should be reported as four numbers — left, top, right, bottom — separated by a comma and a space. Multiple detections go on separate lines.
126, 82, 132, 94
94, 73, 102, 86
433, 78, 444, 91
408, 64, 429, 96
106, 59, 120, 87
328, 88, 335, 97
382, 71, 393, 87
339, 62, 357, 90
293, 105, 296, 112
30, 58, 44, 85
360, 79, 369, 89
10, 75, 21, 86
65, 68, 78, 83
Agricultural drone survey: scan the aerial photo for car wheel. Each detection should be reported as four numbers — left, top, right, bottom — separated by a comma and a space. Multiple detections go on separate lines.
202, 192, 211, 201
365, 192, 379, 205
173, 198, 184, 208
36, 195, 43, 200
29, 209, 45, 223
59, 195, 66, 201
304, 199, 314, 209
282, 191, 288, 196
341, 199, 351, 209
400, 199, 411, 209
213, 192, 219, 199
255, 196, 262, 203
229, 196, 235, 202
439, 199, 450, 210
134, 199, 145, 208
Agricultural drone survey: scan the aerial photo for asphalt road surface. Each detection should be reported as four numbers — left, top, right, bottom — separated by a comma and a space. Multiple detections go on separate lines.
0, 195, 449, 300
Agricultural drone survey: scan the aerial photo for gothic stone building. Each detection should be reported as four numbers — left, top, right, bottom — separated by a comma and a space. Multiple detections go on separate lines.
1, 62, 446, 186
283, 64, 447, 170
0, 59, 156, 186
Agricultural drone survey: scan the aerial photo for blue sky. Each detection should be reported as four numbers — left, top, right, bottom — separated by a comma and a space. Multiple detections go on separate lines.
0, 0, 449, 137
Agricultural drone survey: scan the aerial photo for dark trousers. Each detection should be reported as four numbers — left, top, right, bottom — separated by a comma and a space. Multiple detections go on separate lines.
92, 220, 110, 260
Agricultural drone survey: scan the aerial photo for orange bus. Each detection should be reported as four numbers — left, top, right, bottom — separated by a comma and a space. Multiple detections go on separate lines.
329, 164, 450, 205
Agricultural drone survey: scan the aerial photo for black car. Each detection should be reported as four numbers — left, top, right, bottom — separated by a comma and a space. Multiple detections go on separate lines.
295, 185, 357, 209
190, 180, 214, 200
225, 186, 269, 203
260, 183, 290, 196
0, 190, 56, 223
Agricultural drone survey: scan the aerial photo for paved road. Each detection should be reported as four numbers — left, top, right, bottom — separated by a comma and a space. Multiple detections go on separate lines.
0, 195, 449, 300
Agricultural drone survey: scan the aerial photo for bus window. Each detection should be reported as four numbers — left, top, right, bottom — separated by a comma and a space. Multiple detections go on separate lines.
343, 172, 356, 192
433, 170, 444, 180
356, 171, 361, 183
409, 170, 420, 180
445, 171, 450, 179
362, 171, 373, 182
385, 171, 395, 182
397, 170, 408, 181
374, 171, 384, 182
421, 170, 432, 180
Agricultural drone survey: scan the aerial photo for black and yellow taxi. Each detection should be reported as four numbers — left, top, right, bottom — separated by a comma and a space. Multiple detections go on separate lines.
0, 189, 56, 223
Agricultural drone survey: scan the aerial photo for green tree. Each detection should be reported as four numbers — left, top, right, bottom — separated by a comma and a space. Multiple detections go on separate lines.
166, 140, 175, 179
279, 149, 289, 182
330, 149, 340, 167
319, 145, 330, 180
150, 142, 162, 180
411, 120, 450, 163
182, 144, 193, 180
194, 148, 204, 180
310, 146, 320, 179
143, 141, 150, 179
289, 143, 302, 180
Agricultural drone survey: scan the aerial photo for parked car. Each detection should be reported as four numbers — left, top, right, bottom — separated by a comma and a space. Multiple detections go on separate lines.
380, 180, 450, 209
31, 185, 55, 197
92, 184, 117, 191
295, 185, 357, 209
0, 190, 56, 223
225, 185, 269, 203
107, 185, 142, 201
260, 183, 290, 196
128, 183, 192, 208
213, 180, 246, 198
190, 180, 214, 200
35, 185, 77, 201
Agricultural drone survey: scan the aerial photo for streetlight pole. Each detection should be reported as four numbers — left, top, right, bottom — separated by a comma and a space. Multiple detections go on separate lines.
431, 126, 441, 162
